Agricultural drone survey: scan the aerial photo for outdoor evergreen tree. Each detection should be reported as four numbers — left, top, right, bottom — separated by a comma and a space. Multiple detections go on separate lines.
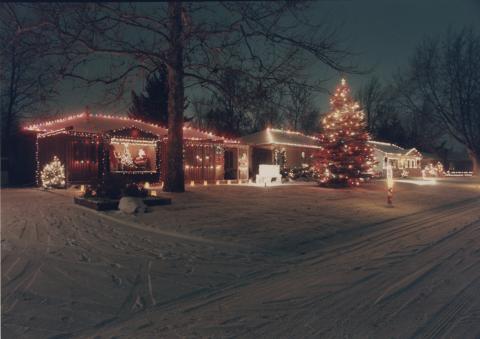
128, 66, 169, 126
40, 156, 66, 188
314, 78, 375, 187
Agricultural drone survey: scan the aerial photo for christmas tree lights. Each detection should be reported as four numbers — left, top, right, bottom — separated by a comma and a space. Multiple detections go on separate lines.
120, 144, 134, 167
40, 156, 66, 188
314, 78, 375, 187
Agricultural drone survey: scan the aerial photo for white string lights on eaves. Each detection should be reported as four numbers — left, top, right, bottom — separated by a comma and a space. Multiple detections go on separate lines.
24, 112, 240, 144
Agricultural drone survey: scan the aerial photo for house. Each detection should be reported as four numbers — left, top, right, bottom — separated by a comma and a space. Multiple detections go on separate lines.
239, 129, 426, 179
368, 141, 423, 177
24, 112, 249, 186
422, 150, 473, 173
239, 128, 322, 177
421, 152, 443, 168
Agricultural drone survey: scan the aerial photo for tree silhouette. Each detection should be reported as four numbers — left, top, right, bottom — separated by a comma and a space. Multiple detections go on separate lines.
128, 66, 169, 126
398, 27, 480, 175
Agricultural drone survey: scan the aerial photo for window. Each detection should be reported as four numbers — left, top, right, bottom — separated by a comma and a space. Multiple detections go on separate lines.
73, 140, 98, 162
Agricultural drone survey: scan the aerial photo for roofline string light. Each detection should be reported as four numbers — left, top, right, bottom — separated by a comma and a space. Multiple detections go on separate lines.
266, 127, 321, 141
24, 112, 240, 143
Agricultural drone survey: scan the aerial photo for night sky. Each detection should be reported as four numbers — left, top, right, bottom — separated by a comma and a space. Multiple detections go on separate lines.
54, 0, 480, 118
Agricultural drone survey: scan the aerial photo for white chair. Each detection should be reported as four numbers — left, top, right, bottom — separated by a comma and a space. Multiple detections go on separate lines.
256, 164, 282, 185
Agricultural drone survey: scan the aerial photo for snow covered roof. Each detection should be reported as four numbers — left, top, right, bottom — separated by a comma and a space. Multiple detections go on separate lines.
368, 141, 406, 154
240, 128, 321, 149
24, 113, 235, 142
25, 113, 165, 135
405, 148, 422, 157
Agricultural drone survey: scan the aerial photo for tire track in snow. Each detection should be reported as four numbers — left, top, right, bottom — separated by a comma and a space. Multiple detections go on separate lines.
3, 188, 479, 338
300, 219, 480, 338
147, 260, 157, 306
116, 195, 479, 337
73, 203, 250, 250
303, 197, 479, 267
411, 275, 480, 339
374, 261, 441, 305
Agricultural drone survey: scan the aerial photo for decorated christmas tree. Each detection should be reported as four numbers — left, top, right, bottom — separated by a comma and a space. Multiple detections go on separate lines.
40, 156, 66, 188
314, 78, 374, 187
120, 144, 134, 168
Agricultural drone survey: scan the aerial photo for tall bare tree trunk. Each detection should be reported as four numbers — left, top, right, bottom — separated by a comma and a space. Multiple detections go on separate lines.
468, 149, 479, 176
164, 0, 185, 192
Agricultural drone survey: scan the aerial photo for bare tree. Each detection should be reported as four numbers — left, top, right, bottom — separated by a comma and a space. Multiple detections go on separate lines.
29, 1, 356, 191
396, 94, 445, 151
284, 82, 318, 133
356, 75, 446, 154
192, 69, 286, 136
398, 28, 480, 174
205, 68, 257, 136
356, 76, 384, 133
0, 4, 58, 150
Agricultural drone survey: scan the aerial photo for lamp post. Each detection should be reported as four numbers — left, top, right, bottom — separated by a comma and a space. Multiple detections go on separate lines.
386, 163, 394, 205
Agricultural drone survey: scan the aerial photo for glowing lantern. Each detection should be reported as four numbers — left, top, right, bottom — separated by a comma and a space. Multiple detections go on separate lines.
144, 182, 150, 189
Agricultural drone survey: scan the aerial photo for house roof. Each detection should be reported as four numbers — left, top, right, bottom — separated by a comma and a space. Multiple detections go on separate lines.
368, 141, 422, 158
405, 147, 422, 157
368, 140, 406, 154
23, 113, 235, 142
239, 128, 322, 149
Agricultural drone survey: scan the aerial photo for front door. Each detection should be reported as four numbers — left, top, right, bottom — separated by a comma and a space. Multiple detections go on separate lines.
224, 150, 237, 179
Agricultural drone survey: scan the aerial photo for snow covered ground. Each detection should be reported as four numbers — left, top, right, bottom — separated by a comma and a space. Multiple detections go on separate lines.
1, 178, 480, 338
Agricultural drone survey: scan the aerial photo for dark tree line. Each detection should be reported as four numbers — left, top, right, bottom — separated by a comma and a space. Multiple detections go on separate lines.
400, 28, 480, 174
1, 5, 58, 148
1, 4, 61, 185
355, 77, 442, 151
191, 70, 320, 137
355, 27, 480, 175
129, 65, 320, 138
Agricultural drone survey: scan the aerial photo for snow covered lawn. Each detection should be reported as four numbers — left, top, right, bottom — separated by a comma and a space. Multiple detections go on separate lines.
2, 178, 480, 338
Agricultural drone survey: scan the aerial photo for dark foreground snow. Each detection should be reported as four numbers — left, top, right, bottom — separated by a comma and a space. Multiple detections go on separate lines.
1, 179, 480, 338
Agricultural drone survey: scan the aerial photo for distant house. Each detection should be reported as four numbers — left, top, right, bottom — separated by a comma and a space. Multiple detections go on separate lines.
421, 152, 442, 166
368, 141, 423, 177
240, 129, 427, 178
422, 151, 473, 172
239, 128, 322, 177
